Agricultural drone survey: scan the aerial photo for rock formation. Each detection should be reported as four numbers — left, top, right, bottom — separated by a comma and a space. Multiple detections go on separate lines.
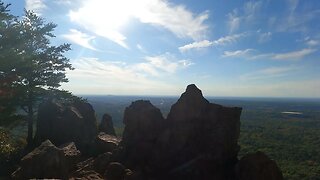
13, 84, 283, 180
119, 84, 243, 179
235, 151, 284, 180
120, 100, 165, 168
34, 100, 98, 153
12, 140, 68, 179
99, 113, 116, 136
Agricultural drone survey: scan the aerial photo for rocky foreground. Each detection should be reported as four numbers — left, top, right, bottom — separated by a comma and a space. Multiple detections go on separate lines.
12, 84, 283, 180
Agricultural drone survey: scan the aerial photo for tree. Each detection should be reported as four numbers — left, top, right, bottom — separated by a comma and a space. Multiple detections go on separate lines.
0, 2, 74, 147
0, 2, 21, 125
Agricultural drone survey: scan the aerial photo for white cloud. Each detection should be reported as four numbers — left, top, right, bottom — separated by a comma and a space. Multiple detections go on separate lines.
63, 56, 192, 95
242, 48, 316, 60
25, 0, 46, 15
227, 1, 262, 33
306, 39, 319, 46
272, 48, 316, 60
240, 66, 297, 81
227, 11, 240, 33
62, 29, 97, 51
222, 49, 253, 58
179, 40, 212, 52
136, 53, 193, 76
68, 0, 209, 48
179, 33, 246, 52
258, 32, 272, 43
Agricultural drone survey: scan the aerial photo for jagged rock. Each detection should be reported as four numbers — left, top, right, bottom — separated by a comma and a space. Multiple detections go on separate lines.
235, 151, 283, 180
59, 142, 81, 171
121, 100, 165, 168
95, 132, 120, 154
93, 152, 112, 174
99, 113, 116, 136
34, 100, 98, 153
69, 170, 104, 180
11, 140, 68, 179
104, 162, 126, 180
117, 84, 242, 179
153, 84, 242, 175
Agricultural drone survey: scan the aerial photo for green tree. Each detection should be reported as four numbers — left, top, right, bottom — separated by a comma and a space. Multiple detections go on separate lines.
17, 11, 73, 147
0, 1, 74, 147
0, 2, 21, 124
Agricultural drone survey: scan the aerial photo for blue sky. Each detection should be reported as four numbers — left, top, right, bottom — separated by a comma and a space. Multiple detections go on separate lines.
5, 0, 320, 97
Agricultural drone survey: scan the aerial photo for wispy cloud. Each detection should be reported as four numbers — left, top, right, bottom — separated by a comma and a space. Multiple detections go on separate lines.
63, 56, 191, 95
258, 31, 272, 43
227, 1, 263, 33
179, 40, 213, 52
25, 0, 46, 15
272, 48, 316, 60
222, 49, 254, 58
240, 66, 297, 81
179, 33, 246, 52
62, 29, 97, 51
306, 39, 319, 46
68, 0, 209, 48
135, 53, 193, 76
273, 0, 320, 33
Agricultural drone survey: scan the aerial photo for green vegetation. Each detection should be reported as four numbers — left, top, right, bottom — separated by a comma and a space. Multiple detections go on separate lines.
0, 1, 76, 147
238, 102, 320, 180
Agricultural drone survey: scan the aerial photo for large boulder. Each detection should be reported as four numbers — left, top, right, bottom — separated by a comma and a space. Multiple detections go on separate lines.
12, 140, 68, 179
118, 84, 242, 179
34, 100, 98, 153
153, 84, 242, 174
120, 100, 165, 168
235, 151, 283, 180
99, 113, 116, 136
59, 142, 81, 171
95, 132, 120, 154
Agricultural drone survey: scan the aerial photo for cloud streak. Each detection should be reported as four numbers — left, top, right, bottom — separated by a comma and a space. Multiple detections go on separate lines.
68, 0, 209, 48
25, 0, 46, 15
223, 48, 316, 60
62, 29, 97, 51
179, 33, 246, 52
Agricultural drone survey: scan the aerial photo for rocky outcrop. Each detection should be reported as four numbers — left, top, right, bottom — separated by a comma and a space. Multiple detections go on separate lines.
14, 84, 283, 180
59, 142, 81, 171
99, 113, 116, 136
154, 84, 242, 176
34, 100, 98, 153
235, 151, 283, 180
12, 140, 68, 179
95, 132, 120, 155
118, 84, 243, 179
120, 100, 165, 168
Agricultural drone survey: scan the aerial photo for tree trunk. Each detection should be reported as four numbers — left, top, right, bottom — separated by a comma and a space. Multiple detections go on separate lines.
26, 89, 34, 148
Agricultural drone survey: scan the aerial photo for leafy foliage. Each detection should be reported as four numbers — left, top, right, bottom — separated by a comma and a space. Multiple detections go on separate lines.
0, 1, 76, 146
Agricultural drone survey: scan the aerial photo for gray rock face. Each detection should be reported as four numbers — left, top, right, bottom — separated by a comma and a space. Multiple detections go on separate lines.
95, 132, 120, 154
155, 84, 242, 171
121, 100, 165, 168
34, 100, 98, 152
235, 151, 283, 180
99, 113, 116, 136
12, 140, 68, 179
119, 84, 242, 179
59, 142, 81, 171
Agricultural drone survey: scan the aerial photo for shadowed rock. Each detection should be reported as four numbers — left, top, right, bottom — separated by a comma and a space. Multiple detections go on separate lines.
95, 132, 120, 154
235, 151, 283, 180
12, 140, 68, 179
99, 113, 116, 136
34, 100, 98, 153
121, 100, 165, 168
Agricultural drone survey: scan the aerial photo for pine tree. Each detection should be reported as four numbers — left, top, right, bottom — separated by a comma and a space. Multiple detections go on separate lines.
0, 1, 75, 147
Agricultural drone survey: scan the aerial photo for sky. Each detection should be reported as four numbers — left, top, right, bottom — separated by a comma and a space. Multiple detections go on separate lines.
5, 0, 320, 97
